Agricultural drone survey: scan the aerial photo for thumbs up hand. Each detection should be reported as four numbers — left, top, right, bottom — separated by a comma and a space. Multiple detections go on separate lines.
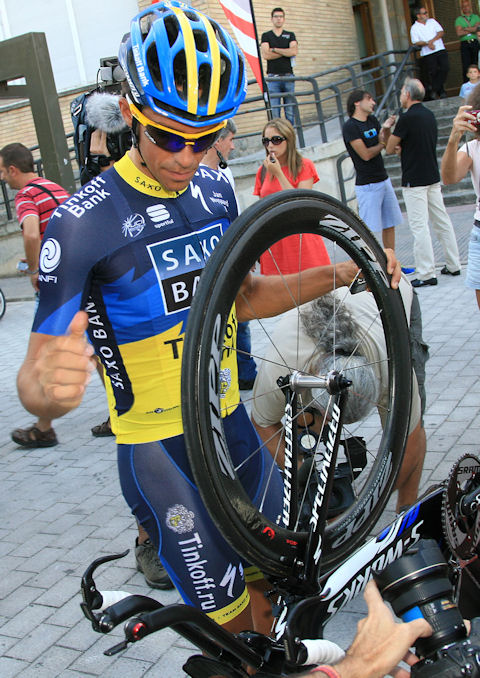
36, 311, 96, 409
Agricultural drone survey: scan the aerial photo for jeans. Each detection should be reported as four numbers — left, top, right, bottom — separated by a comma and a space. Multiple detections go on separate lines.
267, 77, 295, 124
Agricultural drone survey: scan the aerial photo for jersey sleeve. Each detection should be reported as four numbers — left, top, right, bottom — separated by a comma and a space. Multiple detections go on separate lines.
253, 166, 263, 196
296, 158, 319, 185
32, 206, 96, 336
392, 112, 408, 140
14, 191, 39, 227
342, 118, 361, 144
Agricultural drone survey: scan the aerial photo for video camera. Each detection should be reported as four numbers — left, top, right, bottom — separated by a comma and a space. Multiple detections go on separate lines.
71, 56, 131, 185
374, 539, 480, 678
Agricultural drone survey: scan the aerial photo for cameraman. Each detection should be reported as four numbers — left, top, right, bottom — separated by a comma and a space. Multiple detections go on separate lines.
301, 581, 432, 678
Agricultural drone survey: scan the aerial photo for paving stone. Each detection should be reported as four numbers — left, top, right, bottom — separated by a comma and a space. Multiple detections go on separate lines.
5, 623, 67, 663
0, 657, 30, 677
15, 646, 80, 678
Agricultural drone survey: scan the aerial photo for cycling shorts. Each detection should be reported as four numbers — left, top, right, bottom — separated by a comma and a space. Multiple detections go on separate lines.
117, 403, 283, 625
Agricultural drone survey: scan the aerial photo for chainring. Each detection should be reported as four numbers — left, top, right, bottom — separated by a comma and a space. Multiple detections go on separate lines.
442, 453, 480, 560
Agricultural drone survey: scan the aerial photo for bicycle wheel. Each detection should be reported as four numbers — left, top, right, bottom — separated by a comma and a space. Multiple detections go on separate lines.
0, 288, 5, 319
182, 190, 411, 578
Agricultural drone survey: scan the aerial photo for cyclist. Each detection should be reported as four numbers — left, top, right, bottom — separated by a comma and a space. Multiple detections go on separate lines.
16, 2, 400, 637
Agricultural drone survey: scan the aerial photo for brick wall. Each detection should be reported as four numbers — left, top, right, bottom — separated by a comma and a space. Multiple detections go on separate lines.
0, 1, 358, 158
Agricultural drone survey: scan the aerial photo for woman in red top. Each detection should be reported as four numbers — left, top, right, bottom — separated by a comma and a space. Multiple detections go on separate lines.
253, 118, 330, 274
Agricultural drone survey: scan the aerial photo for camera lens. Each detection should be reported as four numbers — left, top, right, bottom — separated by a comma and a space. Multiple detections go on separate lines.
374, 539, 466, 657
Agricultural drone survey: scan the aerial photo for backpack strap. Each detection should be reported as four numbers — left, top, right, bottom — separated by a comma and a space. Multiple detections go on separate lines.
25, 181, 62, 206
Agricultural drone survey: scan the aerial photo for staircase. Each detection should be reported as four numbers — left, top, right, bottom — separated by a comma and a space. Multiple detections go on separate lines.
384, 96, 476, 209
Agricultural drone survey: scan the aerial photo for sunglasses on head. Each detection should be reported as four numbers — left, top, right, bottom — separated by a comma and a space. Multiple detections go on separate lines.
262, 135, 286, 147
128, 99, 225, 153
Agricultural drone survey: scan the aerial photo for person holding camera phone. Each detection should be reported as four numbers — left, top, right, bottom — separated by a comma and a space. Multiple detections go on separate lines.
253, 117, 330, 274
441, 90, 480, 310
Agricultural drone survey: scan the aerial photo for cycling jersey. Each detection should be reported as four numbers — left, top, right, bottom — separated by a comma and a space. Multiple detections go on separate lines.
33, 153, 283, 622
34, 154, 240, 443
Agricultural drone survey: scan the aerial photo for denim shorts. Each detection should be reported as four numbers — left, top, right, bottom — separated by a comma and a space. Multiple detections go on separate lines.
465, 224, 480, 290
355, 177, 403, 233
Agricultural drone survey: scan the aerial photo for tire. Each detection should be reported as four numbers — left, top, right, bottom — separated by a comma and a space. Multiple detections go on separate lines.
181, 190, 412, 579
0, 288, 5, 319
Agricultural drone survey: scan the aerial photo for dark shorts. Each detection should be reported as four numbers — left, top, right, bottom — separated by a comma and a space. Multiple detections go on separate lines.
117, 403, 283, 624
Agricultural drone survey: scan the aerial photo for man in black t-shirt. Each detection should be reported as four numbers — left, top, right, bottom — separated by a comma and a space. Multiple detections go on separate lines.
342, 89, 401, 250
261, 7, 297, 124
386, 79, 460, 287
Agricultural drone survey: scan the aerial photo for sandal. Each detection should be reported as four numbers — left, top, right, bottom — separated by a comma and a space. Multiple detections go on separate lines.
11, 425, 58, 448
91, 417, 114, 437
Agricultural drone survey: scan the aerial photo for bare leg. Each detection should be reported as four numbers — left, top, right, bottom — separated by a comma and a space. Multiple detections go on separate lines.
381, 226, 395, 251
36, 417, 53, 431
476, 289, 480, 310
394, 422, 426, 512
137, 522, 149, 544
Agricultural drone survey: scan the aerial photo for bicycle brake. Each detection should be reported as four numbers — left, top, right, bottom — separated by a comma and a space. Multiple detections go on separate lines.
80, 550, 129, 629
442, 454, 480, 561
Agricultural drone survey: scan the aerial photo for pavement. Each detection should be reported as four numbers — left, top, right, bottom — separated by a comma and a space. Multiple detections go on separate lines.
1, 202, 479, 677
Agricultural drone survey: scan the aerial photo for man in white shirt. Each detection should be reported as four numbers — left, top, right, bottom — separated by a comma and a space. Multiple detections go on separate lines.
410, 6, 449, 99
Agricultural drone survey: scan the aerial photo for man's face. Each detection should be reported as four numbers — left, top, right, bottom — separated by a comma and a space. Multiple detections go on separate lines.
215, 132, 235, 161
468, 66, 480, 82
416, 7, 428, 23
0, 157, 16, 189
357, 93, 375, 115
400, 87, 408, 107
462, 0, 472, 14
126, 103, 221, 192
271, 11, 285, 28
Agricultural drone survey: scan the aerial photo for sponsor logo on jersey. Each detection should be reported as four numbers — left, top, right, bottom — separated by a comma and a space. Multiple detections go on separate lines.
166, 504, 195, 534
122, 213, 145, 238
179, 532, 216, 611
40, 238, 61, 273
146, 204, 174, 228
147, 220, 227, 314
220, 562, 243, 598
219, 368, 232, 399
59, 176, 111, 218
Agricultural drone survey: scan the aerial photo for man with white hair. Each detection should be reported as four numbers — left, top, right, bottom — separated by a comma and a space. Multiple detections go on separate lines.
251, 278, 427, 513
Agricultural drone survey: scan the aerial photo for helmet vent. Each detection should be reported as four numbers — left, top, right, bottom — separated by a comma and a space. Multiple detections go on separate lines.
146, 44, 163, 92
218, 56, 231, 101
139, 13, 156, 40
173, 51, 188, 101
164, 15, 180, 47
193, 29, 208, 53
198, 63, 211, 105
210, 20, 227, 49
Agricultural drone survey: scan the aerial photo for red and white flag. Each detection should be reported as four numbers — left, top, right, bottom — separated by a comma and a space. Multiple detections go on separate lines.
218, 0, 264, 91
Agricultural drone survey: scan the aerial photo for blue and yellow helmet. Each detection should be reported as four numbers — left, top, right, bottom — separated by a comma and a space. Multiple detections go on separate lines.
119, 1, 247, 127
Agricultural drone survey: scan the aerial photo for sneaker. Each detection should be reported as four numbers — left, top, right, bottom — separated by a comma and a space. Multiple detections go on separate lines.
91, 417, 114, 437
135, 538, 174, 590
401, 266, 415, 275
440, 266, 460, 276
411, 278, 438, 288
11, 425, 58, 448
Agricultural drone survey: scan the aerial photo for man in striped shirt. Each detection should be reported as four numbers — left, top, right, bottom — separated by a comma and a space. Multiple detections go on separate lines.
0, 142, 70, 448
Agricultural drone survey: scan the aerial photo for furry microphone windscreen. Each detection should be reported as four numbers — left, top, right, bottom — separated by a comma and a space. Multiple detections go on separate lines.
85, 93, 128, 134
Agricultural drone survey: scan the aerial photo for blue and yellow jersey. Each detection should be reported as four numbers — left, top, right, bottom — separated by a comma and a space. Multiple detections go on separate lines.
33, 153, 240, 443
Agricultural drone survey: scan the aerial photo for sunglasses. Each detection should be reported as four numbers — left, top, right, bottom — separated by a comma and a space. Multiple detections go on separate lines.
128, 99, 225, 153
262, 135, 286, 147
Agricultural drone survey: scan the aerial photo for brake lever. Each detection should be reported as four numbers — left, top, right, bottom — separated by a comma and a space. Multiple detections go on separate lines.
80, 550, 129, 629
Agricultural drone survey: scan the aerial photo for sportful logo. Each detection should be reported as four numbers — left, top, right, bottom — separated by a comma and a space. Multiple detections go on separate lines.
122, 213, 145, 238
146, 204, 172, 226
40, 238, 61, 273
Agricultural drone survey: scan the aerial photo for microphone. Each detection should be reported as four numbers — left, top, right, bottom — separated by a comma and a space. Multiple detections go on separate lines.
85, 92, 128, 134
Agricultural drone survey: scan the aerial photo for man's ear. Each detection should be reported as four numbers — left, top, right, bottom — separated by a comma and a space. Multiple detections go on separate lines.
118, 96, 133, 128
